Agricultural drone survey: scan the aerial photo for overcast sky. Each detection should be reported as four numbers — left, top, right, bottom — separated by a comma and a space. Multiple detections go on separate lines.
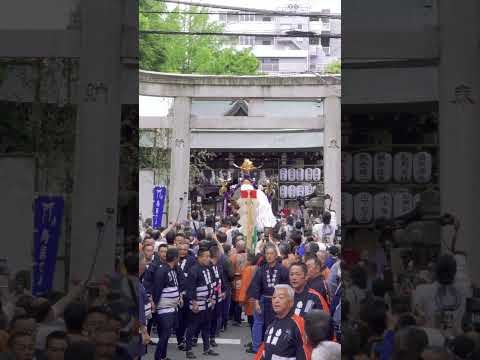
184, 0, 341, 12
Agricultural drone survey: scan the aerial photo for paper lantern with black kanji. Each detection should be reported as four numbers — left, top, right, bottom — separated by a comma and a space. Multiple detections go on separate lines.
354, 192, 373, 223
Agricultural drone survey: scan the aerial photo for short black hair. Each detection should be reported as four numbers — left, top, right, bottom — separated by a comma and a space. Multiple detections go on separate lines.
46, 330, 68, 348
289, 262, 308, 276
205, 215, 215, 228
64, 341, 96, 360
197, 246, 210, 258
350, 265, 367, 289
305, 242, 319, 255
396, 313, 417, 330
32, 299, 52, 323
435, 254, 457, 285
151, 230, 160, 240
197, 228, 206, 241
216, 232, 227, 244
209, 244, 220, 258
165, 230, 176, 245
371, 279, 386, 298
304, 310, 333, 347
223, 243, 232, 255
166, 247, 179, 263
158, 243, 168, 250
290, 231, 302, 246
449, 335, 475, 359
63, 302, 88, 332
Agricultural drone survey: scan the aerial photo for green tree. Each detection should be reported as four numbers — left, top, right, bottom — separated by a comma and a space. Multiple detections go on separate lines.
139, 0, 259, 75
324, 60, 341, 74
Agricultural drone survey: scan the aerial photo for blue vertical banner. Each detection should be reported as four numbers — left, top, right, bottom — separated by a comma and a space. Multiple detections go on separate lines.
152, 186, 167, 229
32, 196, 64, 296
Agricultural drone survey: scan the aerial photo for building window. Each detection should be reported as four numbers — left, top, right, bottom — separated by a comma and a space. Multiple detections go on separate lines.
219, 13, 227, 22
309, 16, 320, 21
321, 36, 330, 48
260, 58, 279, 72
257, 37, 272, 45
239, 36, 255, 45
309, 37, 319, 45
298, 24, 303, 29
239, 13, 255, 22
262, 16, 272, 22
227, 14, 239, 22
323, 47, 331, 56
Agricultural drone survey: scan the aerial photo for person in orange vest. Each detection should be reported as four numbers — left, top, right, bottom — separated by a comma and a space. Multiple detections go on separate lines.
289, 262, 330, 318
230, 239, 248, 326
238, 252, 258, 354
254, 284, 312, 360
317, 251, 331, 281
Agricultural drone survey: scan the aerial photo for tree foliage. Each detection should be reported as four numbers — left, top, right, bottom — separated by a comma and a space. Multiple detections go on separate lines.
139, 0, 259, 75
324, 60, 341, 74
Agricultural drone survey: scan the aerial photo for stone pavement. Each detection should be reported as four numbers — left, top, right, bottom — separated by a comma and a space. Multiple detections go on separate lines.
144, 321, 256, 360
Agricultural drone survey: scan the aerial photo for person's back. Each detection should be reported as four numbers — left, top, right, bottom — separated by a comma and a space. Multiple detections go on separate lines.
412, 254, 466, 336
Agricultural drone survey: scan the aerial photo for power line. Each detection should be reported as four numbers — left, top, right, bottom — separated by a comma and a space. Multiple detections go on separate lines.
158, 0, 341, 18
141, 10, 339, 19
140, 30, 341, 38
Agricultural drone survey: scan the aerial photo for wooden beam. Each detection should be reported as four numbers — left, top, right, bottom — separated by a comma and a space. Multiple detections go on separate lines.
190, 115, 324, 130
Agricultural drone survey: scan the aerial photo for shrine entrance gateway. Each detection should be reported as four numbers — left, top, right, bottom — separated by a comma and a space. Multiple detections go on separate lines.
139, 71, 341, 224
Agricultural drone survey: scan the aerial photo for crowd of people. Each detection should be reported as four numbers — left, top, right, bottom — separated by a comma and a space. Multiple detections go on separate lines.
0, 250, 144, 359
341, 223, 480, 360
139, 208, 342, 360
1, 205, 478, 360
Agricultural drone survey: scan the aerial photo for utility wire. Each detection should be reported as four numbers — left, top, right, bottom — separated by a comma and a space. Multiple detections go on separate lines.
158, 0, 341, 18
140, 30, 341, 38
141, 10, 339, 18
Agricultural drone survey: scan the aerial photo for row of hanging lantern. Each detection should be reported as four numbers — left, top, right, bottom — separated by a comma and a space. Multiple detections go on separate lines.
279, 184, 316, 199
342, 151, 433, 183
342, 191, 419, 224
279, 167, 322, 182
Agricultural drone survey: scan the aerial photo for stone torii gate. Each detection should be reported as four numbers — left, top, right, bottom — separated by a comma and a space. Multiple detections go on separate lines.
139, 71, 342, 224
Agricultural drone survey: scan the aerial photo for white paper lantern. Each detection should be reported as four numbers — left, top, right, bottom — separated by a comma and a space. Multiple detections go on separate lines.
342, 192, 353, 224
354, 192, 373, 224
353, 152, 373, 183
393, 192, 414, 218
288, 185, 297, 198
413, 152, 432, 184
304, 184, 314, 196
296, 185, 305, 197
341, 152, 353, 183
373, 152, 392, 183
393, 152, 413, 183
374, 192, 393, 220
279, 168, 288, 182
279, 185, 288, 199
305, 168, 313, 181
288, 168, 296, 182
312, 168, 322, 181
296, 168, 305, 181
